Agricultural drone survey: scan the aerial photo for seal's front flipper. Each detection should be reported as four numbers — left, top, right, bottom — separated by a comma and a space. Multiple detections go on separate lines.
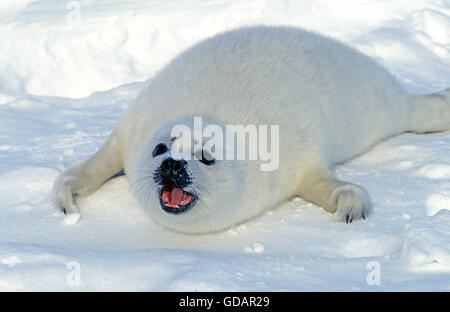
53, 131, 123, 215
328, 183, 370, 222
297, 168, 370, 222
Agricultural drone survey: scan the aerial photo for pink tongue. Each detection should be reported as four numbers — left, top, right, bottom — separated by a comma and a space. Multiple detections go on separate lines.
171, 188, 184, 205
162, 185, 193, 208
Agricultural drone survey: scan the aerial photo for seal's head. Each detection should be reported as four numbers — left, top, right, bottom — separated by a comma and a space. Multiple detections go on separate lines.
132, 117, 257, 233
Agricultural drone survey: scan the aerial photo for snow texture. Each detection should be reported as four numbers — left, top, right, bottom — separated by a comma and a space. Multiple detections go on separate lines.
0, 0, 449, 291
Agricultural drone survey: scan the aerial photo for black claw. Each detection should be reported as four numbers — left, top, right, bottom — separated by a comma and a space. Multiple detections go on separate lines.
349, 217, 353, 223
62, 208, 67, 215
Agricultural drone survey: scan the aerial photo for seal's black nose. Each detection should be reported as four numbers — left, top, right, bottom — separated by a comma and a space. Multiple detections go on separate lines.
161, 158, 185, 176
155, 158, 191, 189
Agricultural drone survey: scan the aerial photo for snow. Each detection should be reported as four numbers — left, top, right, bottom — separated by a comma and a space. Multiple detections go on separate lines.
0, 0, 449, 291
402, 211, 450, 272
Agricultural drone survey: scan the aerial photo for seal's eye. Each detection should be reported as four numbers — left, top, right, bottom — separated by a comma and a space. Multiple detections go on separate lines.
152, 143, 168, 157
196, 150, 215, 166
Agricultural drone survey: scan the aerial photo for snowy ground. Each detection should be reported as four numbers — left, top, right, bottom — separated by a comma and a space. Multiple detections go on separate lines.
1, 0, 450, 291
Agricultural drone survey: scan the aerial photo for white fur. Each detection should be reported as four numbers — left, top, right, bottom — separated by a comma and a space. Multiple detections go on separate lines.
53, 26, 450, 233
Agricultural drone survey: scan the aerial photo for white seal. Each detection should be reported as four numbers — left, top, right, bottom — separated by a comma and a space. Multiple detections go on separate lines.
53, 26, 450, 233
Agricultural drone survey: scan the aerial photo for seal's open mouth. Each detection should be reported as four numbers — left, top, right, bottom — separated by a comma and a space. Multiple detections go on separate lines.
159, 180, 197, 214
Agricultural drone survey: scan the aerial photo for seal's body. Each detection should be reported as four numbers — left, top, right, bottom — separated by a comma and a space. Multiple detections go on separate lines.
54, 26, 450, 233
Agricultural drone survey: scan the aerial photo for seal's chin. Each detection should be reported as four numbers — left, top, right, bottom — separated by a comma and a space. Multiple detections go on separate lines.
159, 180, 197, 214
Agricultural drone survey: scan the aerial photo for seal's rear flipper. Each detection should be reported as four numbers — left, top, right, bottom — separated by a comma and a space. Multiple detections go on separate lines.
410, 88, 450, 133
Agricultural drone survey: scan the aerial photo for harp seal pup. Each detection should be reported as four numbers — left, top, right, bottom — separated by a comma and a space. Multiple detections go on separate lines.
53, 26, 450, 233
